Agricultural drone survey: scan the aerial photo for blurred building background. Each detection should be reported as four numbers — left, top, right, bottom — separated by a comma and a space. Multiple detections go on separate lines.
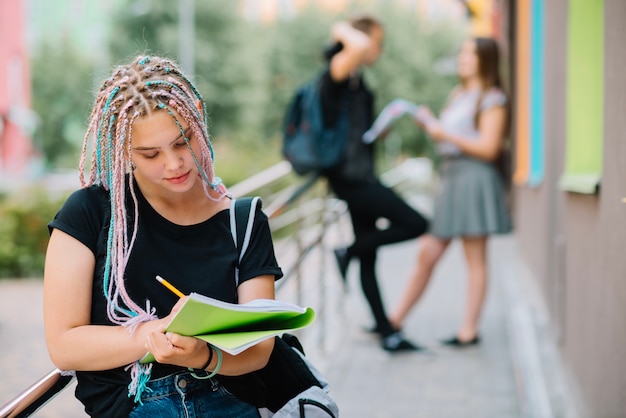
460, 1, 626, 416
238, 0, 468, 23
1, 0, 625, 416
508, 1, 626, 417
0, 1, 36, 185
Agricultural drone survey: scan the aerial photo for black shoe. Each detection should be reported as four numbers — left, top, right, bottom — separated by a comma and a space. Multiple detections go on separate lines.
440, 335, 480, 347
333, 247, 350, 285
364, 323, 401, 336
382, 331, 423, 352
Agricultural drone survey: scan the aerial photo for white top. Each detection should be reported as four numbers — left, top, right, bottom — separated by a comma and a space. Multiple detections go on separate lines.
437, 87, 507, 157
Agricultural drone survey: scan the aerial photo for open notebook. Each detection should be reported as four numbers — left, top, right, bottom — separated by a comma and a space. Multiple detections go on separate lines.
140, 293, 315, 362
363, 98, 436, 144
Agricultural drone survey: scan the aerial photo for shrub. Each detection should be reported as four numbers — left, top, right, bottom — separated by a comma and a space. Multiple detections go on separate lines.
0, 189, 67, 278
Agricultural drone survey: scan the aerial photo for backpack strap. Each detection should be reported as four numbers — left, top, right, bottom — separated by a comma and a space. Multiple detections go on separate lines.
229, 196, 261, 287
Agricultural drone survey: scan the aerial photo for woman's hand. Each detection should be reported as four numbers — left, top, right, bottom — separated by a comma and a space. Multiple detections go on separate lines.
145, 330, 209, 369
414, 107, 442, 138
146, 275, 278, 373
328, 21, 371, 82
330, 21, 352, 41
424, 121, 446, 142
144, 297, 209, 368
422, 105, 506, 161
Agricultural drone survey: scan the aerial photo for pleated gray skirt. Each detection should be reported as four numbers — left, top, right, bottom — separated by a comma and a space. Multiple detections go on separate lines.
429, 156, 512, 238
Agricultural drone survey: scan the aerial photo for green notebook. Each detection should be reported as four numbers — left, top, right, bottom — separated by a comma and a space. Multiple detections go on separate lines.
140, 293, 316, 363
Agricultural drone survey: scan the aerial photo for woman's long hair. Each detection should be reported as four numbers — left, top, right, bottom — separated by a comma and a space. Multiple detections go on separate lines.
475, 37, 502, 90
473, 38, 511, 184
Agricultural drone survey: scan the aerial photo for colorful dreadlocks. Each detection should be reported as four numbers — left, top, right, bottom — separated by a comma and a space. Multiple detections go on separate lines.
78, 55, 227, 401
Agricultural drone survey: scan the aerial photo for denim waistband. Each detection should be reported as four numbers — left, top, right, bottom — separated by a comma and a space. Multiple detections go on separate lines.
141, 370, 219, 402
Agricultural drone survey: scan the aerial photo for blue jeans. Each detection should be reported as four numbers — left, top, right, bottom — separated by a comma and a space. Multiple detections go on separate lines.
129, 371, 260, 418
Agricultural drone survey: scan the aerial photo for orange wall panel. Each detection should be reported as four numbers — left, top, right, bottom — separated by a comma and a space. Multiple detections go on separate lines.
513, 0, 530, 185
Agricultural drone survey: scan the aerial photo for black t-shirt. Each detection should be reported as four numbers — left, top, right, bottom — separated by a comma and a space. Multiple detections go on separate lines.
319, 69, 376, 183
48, 181, 283, 417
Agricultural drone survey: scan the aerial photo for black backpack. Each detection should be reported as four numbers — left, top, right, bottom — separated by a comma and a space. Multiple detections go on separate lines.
219, 197, 339, 417
282, 75, 348, 176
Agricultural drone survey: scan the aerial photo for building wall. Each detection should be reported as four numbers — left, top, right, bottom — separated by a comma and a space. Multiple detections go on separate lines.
513, 0, 626, 416
515, 0, 568, 341
0, 0, 34, 182
587, 0, 626, 413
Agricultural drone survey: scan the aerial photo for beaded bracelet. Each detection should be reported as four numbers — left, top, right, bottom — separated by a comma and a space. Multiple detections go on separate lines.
189, 344, 223, 380
206, 347, 223, 378
199, 342, 214, 370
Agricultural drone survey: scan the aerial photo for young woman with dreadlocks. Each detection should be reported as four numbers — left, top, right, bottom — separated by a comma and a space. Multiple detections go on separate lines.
43, 56, 282, 417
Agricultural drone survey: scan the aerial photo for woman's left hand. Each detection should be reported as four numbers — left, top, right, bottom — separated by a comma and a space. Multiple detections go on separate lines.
145, 329, 209, 369
144, 297, 209, 368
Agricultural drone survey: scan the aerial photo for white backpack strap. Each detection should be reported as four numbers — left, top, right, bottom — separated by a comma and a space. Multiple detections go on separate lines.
229, 198, 238, 250
239, 196, 259, 263
229, 196, 261, 286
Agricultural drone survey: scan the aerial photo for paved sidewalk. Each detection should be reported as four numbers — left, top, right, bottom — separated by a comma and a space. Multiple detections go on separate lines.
1, 234, 533, 418
295, 234, 523, 418
0, 280, 85, 418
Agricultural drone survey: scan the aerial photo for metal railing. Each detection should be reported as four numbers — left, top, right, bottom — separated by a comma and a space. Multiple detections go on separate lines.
0, 157, 431, 417
0, 370, 74, 418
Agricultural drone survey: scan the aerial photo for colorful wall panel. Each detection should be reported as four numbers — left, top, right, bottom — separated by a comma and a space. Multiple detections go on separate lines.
513, 0, 530, 185
559, 0, 604, 194
514, 0, 544, 187
528, 0, 544, 186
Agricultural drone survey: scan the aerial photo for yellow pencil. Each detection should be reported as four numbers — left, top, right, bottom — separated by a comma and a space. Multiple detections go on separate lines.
155, 275, 185, 298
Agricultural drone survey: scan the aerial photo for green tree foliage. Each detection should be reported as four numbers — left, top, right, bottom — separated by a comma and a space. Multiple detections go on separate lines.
109, 1, 254, 137
17, 1, 467, 278
107, 1, 280, 181
30, 41, 96, 168
263, 4, 464, 162
30, 0, 464, 174
0, 190, 67, 278
261, 7, 334, 139
367, 4, 464, 160
106, 1, 463, 165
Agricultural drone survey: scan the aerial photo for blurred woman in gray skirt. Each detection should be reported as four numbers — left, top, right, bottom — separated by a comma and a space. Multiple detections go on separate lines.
389, 37, 511, 347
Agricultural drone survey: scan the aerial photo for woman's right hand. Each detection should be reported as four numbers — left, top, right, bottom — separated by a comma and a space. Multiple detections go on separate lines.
414, 107, 443, 140
414, 106, 436, 129
143, 295, 188, 340
142, 296, 209, 368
